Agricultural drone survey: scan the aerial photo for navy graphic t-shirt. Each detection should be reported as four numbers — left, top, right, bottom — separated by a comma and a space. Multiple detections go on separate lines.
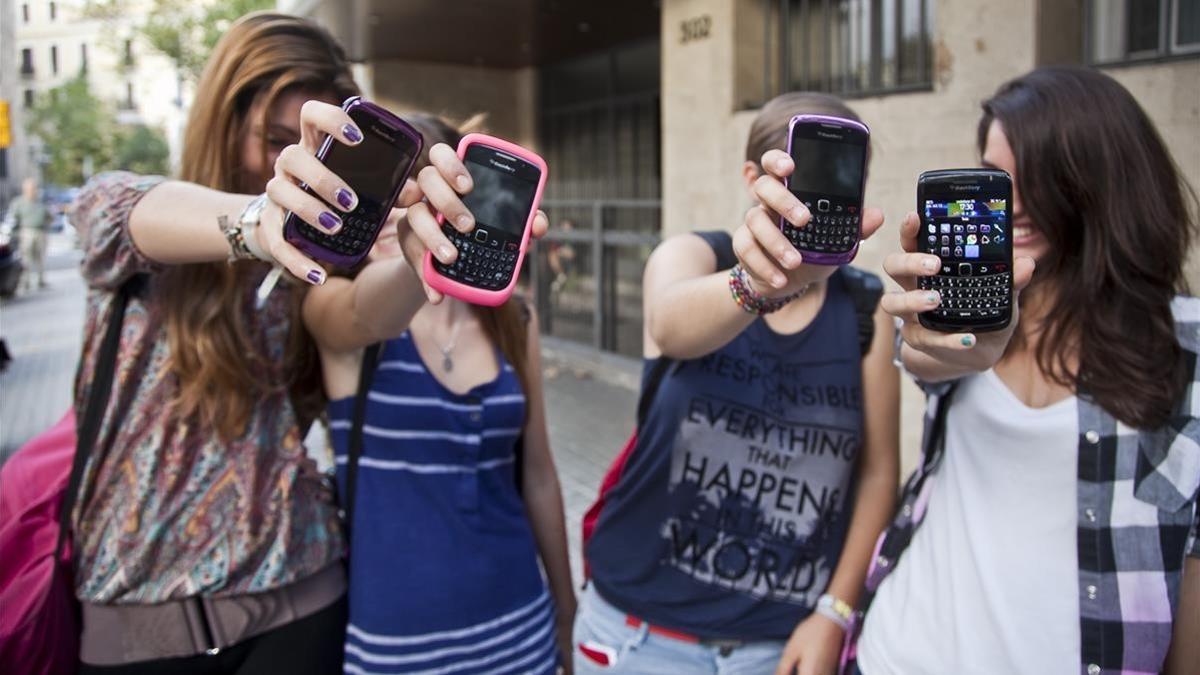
587, 267, 867, 641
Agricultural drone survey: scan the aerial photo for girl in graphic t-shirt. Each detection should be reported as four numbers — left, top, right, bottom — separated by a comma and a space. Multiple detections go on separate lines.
855, 66, 1200, 675
578, 93, 900, 675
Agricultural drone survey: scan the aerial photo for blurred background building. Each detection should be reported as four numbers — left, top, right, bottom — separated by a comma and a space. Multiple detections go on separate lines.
1, 0, 30, 205
2, 0, 187, 208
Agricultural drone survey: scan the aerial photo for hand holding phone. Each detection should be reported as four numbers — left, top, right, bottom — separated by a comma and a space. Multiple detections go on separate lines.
915, 169, 1013, 333
735, 148, 885, 296
421, 134, 547, 306
780, 115, 870, 265
880, 200, 1035, 378
282, 97, 423, 268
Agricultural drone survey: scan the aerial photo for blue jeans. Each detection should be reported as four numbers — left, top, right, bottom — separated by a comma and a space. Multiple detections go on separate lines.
572, 586, 787, 675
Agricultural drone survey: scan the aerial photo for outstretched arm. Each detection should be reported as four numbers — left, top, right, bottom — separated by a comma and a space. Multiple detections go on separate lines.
645, 150, 884, 360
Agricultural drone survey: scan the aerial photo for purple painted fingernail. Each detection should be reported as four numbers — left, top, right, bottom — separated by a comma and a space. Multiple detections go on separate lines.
335, 188, 354, 210
318, 211, 341, 231
342, 124, 362, 143
306, 268, 325, 285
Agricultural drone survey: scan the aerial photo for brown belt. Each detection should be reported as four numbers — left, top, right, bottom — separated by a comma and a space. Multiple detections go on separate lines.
79, 563, 345, 665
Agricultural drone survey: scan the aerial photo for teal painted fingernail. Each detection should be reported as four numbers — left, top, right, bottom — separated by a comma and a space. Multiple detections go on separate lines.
926, 293, 938, 304
961, 335, 974, 347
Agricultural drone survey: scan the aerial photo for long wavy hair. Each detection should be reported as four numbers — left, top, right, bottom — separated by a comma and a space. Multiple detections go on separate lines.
980, 66, 1197, 428
404, 113, 534, 402
164, 13, 358, 439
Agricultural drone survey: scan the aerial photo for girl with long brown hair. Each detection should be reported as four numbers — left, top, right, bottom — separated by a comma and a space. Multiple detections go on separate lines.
855, 66, 1200, 674
299, 112, 576, 674
65, 12, 461, 674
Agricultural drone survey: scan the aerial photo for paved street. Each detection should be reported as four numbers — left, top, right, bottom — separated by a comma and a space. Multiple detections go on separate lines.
0, 247, 634, 588
0, 237, 86, 464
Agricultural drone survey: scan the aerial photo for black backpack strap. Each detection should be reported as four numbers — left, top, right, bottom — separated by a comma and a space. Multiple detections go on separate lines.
56, 277, 140, 561
636, 358, 674, 427
691, 230, 738, 271
921, 383, 958, 475
344, 342, 383, 546
839, 267, 884, 357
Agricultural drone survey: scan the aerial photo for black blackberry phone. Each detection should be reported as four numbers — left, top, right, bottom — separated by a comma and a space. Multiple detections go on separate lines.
916, 169, 1013, 332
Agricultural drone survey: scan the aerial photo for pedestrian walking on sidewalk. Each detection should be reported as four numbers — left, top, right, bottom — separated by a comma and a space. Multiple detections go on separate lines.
10, 177, 51, 293
66, 13, 361, 674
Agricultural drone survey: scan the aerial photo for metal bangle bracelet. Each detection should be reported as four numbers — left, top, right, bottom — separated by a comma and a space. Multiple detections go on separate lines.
218, 215, 255, 261
237, 194, 273, 262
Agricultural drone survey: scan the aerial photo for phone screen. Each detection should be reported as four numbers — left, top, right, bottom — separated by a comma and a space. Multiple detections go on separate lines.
922, 198, 1008, 263
462, 145, 539, 236
324, 110, 417, 217
790, 137, 865, 199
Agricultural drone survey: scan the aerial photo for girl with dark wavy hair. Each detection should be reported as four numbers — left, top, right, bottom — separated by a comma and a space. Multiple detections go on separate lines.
855, 66, 1199, 675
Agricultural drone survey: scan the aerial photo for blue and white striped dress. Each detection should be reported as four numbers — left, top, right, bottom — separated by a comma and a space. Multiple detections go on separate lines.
329, 332, 558, 675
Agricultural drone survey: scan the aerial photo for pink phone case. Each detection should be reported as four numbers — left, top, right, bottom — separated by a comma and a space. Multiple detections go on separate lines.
423, 133, 548, 307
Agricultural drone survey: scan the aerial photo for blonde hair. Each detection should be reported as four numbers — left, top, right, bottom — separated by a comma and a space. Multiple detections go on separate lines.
163, 12, 358, 438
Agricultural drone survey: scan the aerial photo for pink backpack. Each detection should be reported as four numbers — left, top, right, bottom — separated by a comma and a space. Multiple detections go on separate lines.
0, 283, 134, 675
0, 412, 81, 675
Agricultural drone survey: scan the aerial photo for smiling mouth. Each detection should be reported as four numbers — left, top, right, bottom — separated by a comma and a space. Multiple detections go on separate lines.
1013, 221, 1038, 241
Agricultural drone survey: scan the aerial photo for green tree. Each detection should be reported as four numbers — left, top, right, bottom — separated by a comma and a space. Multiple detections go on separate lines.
25, 77, 171, 185
26, 76, 115, 186
89, 0, 275, 81
113, 124, 170, 175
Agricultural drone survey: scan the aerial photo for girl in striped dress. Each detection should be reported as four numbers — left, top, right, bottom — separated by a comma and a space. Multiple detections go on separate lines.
300, 110, 576, 674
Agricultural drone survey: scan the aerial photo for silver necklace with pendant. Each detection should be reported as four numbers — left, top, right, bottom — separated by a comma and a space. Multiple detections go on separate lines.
438, 316, 464, 372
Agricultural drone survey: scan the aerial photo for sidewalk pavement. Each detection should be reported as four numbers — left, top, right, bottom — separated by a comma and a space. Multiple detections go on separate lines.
0, 249, 635, 589
0, 238, 86, 464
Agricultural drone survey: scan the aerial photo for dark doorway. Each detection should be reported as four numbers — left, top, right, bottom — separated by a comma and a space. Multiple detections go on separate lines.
533, 35, 661, 357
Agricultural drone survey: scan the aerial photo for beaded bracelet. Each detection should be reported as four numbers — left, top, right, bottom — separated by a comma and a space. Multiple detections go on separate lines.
728, 264, 809, 315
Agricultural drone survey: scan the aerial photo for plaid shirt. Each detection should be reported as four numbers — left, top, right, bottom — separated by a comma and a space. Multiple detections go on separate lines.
850, 296, 1200, 675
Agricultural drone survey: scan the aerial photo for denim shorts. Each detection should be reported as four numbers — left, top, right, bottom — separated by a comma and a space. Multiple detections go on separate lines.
572, 586, 787, 675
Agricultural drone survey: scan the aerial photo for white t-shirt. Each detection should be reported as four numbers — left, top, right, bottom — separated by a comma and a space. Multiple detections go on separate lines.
858, 369, 1080, 675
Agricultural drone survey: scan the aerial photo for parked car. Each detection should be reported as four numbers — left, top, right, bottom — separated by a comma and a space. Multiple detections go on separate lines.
43, 185, 80, 234
0, 217, 24, 299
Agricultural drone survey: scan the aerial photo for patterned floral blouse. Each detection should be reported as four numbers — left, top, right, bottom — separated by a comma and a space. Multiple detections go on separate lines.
70, 172, 343, 604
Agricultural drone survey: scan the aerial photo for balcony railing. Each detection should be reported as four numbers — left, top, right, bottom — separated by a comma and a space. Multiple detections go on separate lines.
527, 199, 661, 357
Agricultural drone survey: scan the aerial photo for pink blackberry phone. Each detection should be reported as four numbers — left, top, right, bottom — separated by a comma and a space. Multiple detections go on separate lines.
423, 134, 547, 306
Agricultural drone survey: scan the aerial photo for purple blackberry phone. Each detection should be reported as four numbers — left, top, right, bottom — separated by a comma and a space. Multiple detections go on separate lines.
780, 115, 870, 265
917, 169, 1014, 332
283, 97, 423, 268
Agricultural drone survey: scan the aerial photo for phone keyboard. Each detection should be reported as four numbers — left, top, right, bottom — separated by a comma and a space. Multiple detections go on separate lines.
435, 227, 519, 290
919, 271, 1012, 320
786, 213, 858, 253
297, 213, 379, 257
